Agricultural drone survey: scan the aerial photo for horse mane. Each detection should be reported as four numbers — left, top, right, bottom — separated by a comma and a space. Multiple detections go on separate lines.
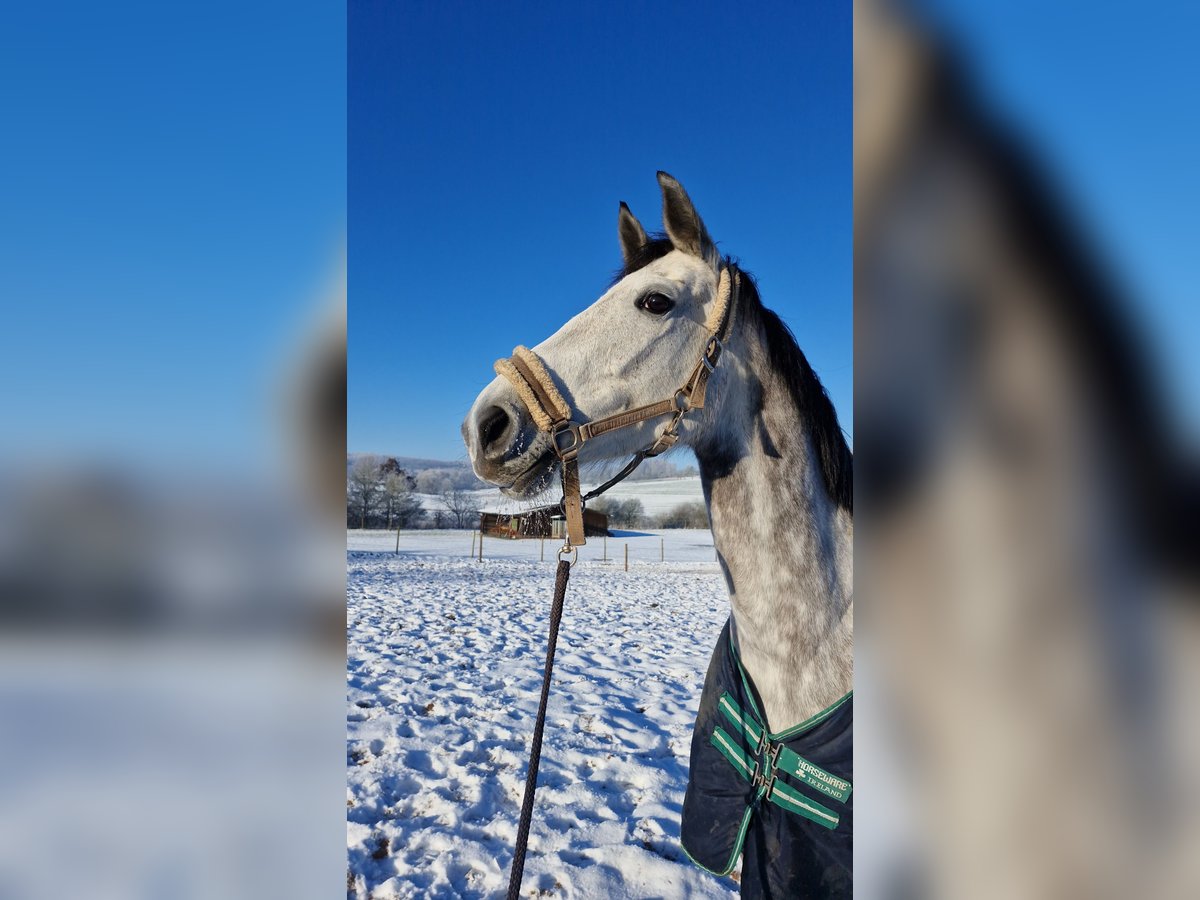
737, 267, 854, 515
615, 235, 853, 514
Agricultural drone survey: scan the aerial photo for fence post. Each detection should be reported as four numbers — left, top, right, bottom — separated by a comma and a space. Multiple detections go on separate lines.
624, 543, 629, 572
396, 527, 401, 555
478, 529, 483, 562
603, 535, 608, 561
470, 530, 476, 558
540, 536, 545, 562
660, 537, 664, 562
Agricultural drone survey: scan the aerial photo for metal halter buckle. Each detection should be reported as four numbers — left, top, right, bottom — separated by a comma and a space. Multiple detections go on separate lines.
551, 422, 582, 460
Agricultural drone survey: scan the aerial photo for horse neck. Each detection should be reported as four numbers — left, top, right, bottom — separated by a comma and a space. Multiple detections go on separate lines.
694, 309, 853, 732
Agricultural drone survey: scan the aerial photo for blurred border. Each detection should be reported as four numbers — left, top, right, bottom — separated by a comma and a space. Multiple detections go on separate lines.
855, 1, 1198, 896
0, 3, 347, 898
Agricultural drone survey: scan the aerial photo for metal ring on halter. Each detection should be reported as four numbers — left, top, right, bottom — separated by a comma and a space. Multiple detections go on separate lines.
667, 404, 689, 435
702, 335, 723, 373
557, 544, 578, 566
558, 494, 587, 515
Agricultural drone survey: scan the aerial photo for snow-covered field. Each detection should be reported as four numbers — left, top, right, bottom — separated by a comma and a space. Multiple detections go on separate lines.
419, 475, 705, 518
347, 528, 738, 899
583, 476, 705, 516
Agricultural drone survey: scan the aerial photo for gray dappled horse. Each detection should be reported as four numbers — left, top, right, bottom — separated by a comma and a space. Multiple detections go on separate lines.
464, 173, 853, 896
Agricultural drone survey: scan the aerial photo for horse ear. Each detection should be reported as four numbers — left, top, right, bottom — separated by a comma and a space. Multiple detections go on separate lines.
657, 171, 718, 267
618, 201, 648, 265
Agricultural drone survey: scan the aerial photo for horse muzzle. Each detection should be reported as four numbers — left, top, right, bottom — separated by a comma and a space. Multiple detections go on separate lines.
462, 383, 556, 497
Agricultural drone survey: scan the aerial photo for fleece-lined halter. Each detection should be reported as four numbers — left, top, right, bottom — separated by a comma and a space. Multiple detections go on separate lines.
494, 264, 740, 548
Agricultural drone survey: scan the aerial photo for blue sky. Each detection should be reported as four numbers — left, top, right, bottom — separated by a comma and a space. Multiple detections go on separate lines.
2, 2, 1193, 474
0, 1, 344, 472
349, 1, 852, 461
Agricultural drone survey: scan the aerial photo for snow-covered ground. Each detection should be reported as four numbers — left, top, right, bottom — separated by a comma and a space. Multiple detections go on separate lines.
348, 527, 718, 566
347, 528, 738, 899
582, 475, 705, 517
418, 475, 705, 518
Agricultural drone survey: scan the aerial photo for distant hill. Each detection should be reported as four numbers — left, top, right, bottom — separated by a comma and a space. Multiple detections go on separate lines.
346, 453, 473, 475
470, 474, 704, 516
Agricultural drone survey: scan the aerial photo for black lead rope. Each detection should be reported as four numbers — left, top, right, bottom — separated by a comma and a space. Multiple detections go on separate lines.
506, 558, 571, 900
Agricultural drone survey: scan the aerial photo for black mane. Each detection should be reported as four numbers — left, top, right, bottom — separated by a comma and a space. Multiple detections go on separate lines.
738, 268, 854, 514
615, 236, 853, 513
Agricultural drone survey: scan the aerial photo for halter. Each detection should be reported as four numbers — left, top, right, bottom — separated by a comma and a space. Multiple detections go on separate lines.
494, 264, 741, 550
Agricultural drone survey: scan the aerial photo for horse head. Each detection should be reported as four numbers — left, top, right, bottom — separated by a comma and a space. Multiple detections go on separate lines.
463, 172, 730, 498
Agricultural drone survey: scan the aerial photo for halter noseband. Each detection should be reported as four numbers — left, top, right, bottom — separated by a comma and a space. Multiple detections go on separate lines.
494, 264, 740, 550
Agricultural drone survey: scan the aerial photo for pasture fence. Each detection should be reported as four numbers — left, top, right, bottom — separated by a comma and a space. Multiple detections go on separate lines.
461, 530, 715, 570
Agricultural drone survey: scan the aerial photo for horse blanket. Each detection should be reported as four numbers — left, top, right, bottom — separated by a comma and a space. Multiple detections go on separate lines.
681, 620, 853, 897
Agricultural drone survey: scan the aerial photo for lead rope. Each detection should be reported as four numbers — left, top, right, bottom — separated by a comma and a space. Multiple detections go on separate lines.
505, 556, 571, 900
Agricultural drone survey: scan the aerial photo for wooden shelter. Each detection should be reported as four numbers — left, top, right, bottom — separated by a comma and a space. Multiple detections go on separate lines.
479, 506, 608, 540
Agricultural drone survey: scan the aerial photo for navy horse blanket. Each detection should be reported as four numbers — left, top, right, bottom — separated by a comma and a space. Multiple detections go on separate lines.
681, 620, 853, 897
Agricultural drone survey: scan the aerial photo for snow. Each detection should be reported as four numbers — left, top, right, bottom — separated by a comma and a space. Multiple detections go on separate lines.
347, 528, 738, 898
580, 476, 705, 516
417, 475, 705, 518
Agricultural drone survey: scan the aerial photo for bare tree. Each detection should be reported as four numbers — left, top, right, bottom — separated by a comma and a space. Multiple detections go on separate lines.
656, 501, 709, 529
392, 489, 425, 528
379, 457, 416, 488
439, 489, 480, 529
347, 457, 382, 528
590, 497, 645, 528
380, 472, 410, 530
415, 469, 453, 495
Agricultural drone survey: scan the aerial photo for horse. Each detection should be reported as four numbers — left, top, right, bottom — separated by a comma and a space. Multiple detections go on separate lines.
463, 172, 853, 896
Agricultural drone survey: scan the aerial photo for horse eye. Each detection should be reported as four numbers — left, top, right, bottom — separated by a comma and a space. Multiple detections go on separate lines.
638, 292, 674, 315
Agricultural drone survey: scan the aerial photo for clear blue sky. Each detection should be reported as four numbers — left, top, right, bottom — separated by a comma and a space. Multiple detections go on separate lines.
3, 2, 1192, 473
0, 1, 344, 472
348, 1, 852, 461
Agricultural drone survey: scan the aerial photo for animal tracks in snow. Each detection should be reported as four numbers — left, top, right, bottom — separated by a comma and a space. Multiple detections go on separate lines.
347, 531, 739, 898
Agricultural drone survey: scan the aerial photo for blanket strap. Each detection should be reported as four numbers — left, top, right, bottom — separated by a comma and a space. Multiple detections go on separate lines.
709, 692, 851, 831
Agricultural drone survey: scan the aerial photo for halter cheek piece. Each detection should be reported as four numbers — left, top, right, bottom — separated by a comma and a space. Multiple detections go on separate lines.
494, 265, 740, 551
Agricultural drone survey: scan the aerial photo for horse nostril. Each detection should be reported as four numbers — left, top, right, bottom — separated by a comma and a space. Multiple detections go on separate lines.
478, 406, 511, 454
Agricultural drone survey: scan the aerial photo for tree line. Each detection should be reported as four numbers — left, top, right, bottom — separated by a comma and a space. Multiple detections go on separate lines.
346, 456, 481, 529
346, 456, 711, 531
588, 497, 710, 530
